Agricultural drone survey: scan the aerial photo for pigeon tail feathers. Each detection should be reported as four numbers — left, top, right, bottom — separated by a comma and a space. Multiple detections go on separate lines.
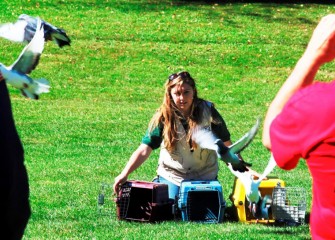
33, 78, 50, 94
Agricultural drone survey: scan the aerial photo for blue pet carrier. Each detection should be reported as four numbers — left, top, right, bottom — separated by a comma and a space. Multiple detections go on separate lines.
178, 180, 225, 223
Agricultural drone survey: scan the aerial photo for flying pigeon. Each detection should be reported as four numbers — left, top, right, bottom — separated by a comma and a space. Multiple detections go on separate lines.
0, 14, 71, 48
228, 154, 277, 218
215, 118, 260, 172
0, 18, 50, 99
192, 118, 260, 172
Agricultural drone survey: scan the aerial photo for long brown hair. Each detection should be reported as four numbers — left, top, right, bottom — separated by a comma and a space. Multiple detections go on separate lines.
148, 72, 213, 151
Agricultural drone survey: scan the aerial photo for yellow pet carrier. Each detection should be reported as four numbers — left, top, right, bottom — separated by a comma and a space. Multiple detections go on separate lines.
230, 177, 286, 224
230, 177, 307, 225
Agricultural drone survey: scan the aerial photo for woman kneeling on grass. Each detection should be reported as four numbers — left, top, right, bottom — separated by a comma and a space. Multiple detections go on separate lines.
113, 71, 252, 200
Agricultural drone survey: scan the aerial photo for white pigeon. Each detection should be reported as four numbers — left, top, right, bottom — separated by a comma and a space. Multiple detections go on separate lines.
228, 154, 277, 217
192, 118, 260, 172
0, 14, 71, 48
0, 18, 50, 100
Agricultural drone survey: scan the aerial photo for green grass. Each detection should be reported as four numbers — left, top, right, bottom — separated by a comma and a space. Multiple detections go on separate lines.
1, 0, 334, 239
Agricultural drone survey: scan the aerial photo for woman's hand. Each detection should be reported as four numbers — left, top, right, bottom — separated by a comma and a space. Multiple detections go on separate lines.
112, 144, 153, 195
304, 14, 335, 65
247, 168, 267, 181
113, 173, 128, 195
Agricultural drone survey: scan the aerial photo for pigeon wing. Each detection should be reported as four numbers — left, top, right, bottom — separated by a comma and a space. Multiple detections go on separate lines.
229, 118, 260, 155
10, 18, 45, 74
19, 14, 38, 43
21, 14, 71, 47
0, 20, 27, 42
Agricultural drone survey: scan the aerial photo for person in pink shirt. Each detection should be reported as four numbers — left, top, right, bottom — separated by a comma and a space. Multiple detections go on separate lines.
262, 14, 335, 240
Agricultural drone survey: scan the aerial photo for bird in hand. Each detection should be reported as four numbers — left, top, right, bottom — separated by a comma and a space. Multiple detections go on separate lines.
0, 14, 71, 48
0, 18, 50, 99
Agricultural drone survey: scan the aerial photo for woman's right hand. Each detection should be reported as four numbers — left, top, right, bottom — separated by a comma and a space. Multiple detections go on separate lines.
113, 173, 128, 195
112, 144, 153, 195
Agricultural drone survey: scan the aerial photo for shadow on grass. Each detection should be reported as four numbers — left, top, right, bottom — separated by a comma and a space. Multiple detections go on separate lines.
175, 0, 333, 4
224, 205, 311, 224
56, 0, 331, 29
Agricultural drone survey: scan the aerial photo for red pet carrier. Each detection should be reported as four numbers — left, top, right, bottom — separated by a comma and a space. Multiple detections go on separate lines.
115, 180, 174, 222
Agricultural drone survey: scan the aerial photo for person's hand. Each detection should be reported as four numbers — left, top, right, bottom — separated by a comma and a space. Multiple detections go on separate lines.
247, 168, 268, 181
215, 139, 252, 172
113, 173, 128, 195
305, 14, 335, 64
0, 72, 4, 82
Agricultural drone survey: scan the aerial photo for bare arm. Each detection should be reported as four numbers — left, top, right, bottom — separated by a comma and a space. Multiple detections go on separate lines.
113, 144, 153, 194
263, 14, 335, 149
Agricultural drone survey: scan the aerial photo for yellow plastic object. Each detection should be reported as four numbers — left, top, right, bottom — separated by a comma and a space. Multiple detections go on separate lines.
230, 177, 285, 224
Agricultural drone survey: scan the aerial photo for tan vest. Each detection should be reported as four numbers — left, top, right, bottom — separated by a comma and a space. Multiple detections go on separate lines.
156, 102, 219, 185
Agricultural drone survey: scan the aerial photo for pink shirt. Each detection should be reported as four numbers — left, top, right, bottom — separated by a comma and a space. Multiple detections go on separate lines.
270, 81, 335, 240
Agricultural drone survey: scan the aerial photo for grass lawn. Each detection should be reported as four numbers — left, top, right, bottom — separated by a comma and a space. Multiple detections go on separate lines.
1, 0, 334, 239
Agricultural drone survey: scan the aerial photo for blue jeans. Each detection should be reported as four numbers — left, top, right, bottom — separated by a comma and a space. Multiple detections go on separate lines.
153, 176, 180, 201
